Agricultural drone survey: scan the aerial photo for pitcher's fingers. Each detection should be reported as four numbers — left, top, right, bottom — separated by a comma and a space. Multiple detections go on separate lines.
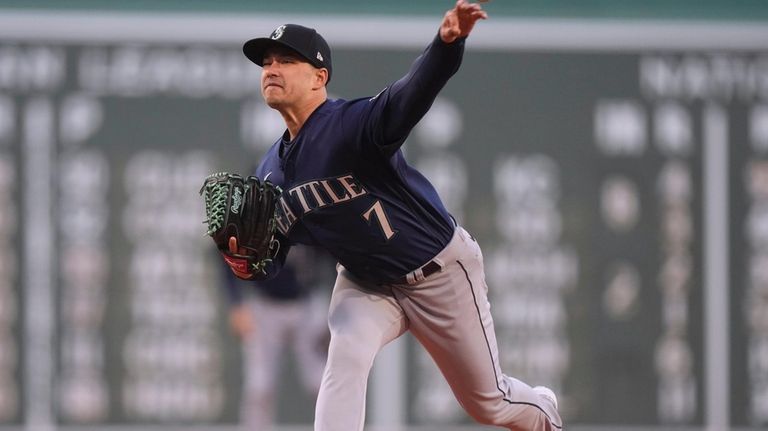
228, 236, 238, 254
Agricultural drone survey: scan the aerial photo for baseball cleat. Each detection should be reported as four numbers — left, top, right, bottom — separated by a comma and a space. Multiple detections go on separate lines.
532, 386, 558, 410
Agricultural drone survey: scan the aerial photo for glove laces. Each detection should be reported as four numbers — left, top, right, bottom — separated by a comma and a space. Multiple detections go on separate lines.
200, 173, 231, 236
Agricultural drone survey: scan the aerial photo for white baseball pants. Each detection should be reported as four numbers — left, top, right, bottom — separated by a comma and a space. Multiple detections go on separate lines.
314, 226, 563, 430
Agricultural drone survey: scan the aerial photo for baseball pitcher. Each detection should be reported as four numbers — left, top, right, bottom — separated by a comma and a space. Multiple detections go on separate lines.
204, 1, 563, 430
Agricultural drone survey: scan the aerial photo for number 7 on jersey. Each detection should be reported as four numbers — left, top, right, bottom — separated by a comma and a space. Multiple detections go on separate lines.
362, 200, 397, 241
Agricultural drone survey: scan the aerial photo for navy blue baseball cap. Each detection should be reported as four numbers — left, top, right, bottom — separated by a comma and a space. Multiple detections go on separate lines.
243, 24, 332, 84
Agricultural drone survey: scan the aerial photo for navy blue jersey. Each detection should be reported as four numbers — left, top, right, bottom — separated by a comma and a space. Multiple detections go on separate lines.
256, 34, 464, 284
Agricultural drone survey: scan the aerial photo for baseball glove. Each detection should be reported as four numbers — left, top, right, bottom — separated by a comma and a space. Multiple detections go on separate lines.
200, 172, 281, 279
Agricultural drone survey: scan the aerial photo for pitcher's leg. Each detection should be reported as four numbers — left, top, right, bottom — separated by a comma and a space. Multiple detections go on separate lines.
314, 267, 408, 431
395, 229, 562, 430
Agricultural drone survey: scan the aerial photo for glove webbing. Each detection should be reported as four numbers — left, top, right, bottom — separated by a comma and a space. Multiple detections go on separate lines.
201, 173, 233, 236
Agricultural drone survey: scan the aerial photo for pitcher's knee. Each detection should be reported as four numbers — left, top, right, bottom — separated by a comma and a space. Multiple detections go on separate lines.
326, 328, 378, 376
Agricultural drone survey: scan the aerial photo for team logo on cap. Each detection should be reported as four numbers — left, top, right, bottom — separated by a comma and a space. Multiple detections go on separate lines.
271, 25, 286, 40
316, 52, 324, 62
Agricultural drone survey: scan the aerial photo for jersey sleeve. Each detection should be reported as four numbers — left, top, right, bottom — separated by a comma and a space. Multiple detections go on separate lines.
359, 32, 466, 157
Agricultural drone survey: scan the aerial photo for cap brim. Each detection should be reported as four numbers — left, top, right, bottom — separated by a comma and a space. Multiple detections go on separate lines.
243, 38, 279, 66
243, 37, 314, 67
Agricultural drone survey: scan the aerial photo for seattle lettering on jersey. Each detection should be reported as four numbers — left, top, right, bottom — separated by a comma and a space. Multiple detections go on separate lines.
274, 173, 368, 235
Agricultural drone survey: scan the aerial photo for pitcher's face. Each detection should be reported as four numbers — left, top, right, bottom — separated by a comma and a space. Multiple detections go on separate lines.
261, 46, 324, 110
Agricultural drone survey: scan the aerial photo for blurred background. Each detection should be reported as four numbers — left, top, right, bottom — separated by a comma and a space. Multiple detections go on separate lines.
0, 1, 767, 430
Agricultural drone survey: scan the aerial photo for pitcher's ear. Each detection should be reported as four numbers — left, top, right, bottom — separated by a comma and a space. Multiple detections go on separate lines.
316, 68, 329, 87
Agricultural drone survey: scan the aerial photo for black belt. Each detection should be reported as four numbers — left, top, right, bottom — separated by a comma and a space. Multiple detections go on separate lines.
395, 260, 442, 285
